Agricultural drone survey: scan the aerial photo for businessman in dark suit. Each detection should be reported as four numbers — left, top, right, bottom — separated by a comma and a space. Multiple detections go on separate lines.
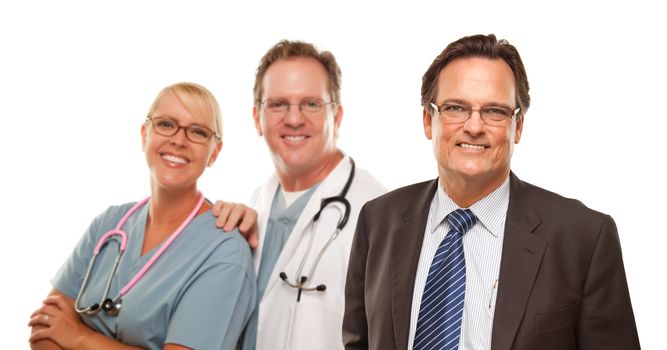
343, 34, 640, 350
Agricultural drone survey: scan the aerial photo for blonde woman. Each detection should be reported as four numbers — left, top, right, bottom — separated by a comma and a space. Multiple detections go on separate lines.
29, 83, 256, 350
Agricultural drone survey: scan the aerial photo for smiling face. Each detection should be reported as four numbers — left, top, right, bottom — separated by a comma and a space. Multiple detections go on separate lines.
142, 91, 221, 193
423, 57, 523, 194
253, 57, 342, 186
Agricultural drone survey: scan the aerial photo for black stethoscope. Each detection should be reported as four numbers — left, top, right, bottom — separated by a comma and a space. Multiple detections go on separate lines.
279, 158, 355, 301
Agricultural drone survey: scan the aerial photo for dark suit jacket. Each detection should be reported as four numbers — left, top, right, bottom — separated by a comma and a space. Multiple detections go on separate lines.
343, 173, 640, 350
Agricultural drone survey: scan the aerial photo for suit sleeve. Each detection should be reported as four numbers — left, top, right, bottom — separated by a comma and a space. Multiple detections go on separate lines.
576, 215, 640, 349
343, 204, 370, 349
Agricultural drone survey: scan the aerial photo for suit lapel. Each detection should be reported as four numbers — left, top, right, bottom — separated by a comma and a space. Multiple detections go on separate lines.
390, 179, 439, 350
491, 173, 546, 350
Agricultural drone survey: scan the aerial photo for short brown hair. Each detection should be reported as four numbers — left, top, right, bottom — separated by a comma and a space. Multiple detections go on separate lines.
421, 34, 530, 118
253, 40, 342, 106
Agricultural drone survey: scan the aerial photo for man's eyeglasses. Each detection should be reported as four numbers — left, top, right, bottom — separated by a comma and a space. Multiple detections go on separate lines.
146, 116, 219, 144
430, 102, 520, 126
261, 98, 335, 117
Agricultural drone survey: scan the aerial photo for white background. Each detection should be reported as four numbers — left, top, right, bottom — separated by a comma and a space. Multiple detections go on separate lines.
1, 0, 664, 348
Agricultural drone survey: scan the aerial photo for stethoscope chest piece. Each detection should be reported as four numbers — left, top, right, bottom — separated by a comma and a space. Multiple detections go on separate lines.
102, 298, 122, 316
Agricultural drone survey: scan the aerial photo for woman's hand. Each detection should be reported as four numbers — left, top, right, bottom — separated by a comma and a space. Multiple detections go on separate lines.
29, 294, 92, 349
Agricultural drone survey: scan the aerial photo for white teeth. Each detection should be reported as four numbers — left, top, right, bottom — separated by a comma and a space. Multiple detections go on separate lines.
284, 135, 306, 141
162, 154, 188, 164
460, 143, 485, 150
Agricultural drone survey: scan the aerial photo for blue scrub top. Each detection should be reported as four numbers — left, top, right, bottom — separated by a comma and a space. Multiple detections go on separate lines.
52, 201, 257, 350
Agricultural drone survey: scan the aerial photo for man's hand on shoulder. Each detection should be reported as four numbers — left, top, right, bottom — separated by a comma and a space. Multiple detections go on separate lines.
212, 201, 259, 249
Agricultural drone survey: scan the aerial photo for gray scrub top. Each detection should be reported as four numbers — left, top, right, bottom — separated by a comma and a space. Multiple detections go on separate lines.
53, 201, 257, 350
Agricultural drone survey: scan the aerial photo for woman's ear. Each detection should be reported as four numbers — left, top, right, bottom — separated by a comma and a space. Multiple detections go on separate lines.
208, 140, 223, 167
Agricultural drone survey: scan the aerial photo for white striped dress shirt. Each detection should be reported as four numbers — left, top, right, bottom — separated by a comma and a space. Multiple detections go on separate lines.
408, 177, 510, 350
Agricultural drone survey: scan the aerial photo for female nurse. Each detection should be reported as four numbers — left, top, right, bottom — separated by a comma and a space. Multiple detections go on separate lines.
28, 82, 256, 350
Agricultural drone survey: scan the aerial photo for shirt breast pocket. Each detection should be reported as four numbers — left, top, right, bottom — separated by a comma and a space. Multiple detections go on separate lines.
534, 300, 581, 333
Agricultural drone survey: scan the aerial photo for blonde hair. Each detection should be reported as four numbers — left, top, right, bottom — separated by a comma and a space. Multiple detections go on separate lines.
147, 82, 223, 139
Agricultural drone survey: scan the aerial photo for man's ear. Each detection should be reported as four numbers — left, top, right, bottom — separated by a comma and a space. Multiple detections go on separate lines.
514, 114, 524, 144
253, 106, 263, 136
333, 104, 343, 138
423, 107, 433, 140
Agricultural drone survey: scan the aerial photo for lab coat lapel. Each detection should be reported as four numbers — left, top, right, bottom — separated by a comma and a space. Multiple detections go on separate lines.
390, 179, 438, 350
490, 173, 545, 350
262, 156, 352, 299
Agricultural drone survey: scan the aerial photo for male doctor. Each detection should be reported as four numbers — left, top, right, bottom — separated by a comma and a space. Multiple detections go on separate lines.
217, 40, 385, 350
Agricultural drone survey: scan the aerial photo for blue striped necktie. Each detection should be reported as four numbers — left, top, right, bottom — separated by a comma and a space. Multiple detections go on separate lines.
413, 208, 477, 350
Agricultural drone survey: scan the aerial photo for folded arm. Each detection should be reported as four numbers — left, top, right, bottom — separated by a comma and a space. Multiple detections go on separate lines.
29, 289, 191, 350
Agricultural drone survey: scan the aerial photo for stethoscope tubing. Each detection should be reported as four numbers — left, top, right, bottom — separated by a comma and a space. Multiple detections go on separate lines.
75, 193, 204, 316
76, 202, 144, 315
93, 229, 128, 254
291, 208, 344, 289
120, 194, 203, 295
281, 158, 355, 292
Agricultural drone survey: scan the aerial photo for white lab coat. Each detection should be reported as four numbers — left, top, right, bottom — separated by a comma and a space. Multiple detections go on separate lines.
250, 155, 386, 350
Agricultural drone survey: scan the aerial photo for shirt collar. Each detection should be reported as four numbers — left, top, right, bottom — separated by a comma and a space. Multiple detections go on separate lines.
429, 176, 510, 238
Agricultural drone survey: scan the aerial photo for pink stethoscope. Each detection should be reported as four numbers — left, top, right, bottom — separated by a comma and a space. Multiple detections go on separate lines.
75, 193, 205, 316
